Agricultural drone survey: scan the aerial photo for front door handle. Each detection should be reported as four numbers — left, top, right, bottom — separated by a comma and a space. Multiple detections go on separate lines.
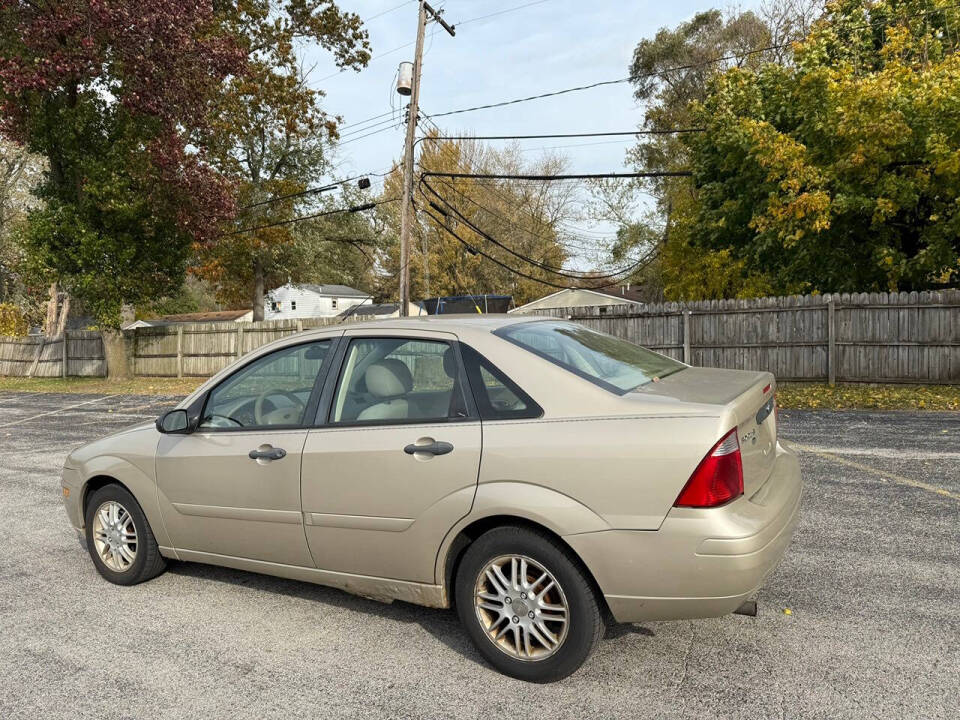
248, 446, 287, 461
404, 440, 454, 456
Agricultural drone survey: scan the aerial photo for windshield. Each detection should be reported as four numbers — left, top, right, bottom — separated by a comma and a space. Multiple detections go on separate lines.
497, 321, 685, 394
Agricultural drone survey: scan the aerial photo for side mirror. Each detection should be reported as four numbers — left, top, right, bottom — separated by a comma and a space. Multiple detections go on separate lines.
156, 409, 191, 434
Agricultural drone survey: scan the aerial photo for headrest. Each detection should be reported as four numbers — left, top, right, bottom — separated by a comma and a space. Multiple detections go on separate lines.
365, 359, 413, 398
442, 347, 457, 379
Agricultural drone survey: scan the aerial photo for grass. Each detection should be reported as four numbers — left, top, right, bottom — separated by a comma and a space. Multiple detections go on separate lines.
0, 376, 205, 396
1, 376, 958, 411
777, 382, 960, 411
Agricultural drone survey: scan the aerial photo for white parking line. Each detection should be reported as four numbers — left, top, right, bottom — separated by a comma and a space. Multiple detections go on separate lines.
0, 396, 108, 429
784, 440, 960, 501
790, 445, 960, 462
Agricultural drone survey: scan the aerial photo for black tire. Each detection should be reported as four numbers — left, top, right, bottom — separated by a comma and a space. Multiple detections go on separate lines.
84, 484, 167, 586
455, 525, 605, 682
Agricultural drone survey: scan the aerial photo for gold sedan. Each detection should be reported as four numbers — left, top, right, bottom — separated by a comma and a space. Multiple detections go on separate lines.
61, 316, 801, 682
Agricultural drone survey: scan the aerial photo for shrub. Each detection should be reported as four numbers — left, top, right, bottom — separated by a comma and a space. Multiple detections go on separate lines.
0, 303, 28, 337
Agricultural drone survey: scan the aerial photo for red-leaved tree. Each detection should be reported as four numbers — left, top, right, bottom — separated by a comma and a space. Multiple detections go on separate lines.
0, 0, 244, 336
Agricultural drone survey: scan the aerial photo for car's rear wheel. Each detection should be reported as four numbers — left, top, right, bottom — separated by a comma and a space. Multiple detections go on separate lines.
454, 525, 604, 682
84, 484, 166, 586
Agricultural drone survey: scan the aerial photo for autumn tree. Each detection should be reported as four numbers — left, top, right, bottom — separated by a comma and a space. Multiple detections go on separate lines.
195, 0, 370, 320
624, 2, 821, 300
686, 0, 960, 293
0, 0, 243, 342
376, 137, 584, 306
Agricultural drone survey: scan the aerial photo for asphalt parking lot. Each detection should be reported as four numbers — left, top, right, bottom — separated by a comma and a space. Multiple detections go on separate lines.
0, 391, 957, 719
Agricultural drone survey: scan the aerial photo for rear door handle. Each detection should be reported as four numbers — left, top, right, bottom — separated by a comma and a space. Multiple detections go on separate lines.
249, 447, 287, 461
404, 441, 454, 456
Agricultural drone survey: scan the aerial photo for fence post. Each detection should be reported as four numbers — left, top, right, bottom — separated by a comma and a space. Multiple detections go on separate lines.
176, 326, 184, 379
827, 298, 836, 386
296, 319, 303, 333
236, 325, 244, 359
682, 311, 692, 364
62, 330, 69, 378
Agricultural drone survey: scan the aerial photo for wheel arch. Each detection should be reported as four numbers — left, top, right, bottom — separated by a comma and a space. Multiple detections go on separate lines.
439, 514, 609, 618
74, 455, 173, 549
81, 474, 131, 520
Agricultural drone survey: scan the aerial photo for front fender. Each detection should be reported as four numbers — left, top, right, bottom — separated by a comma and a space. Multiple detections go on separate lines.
78, 455, 172, 551
434, 481, 610, 588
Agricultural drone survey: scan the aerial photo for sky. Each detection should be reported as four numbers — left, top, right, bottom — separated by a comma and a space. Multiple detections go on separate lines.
302, 0, 762, 265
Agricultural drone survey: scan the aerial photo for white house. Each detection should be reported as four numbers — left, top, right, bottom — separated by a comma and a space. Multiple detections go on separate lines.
509, 286, 646, 314
264, 283, 372, 320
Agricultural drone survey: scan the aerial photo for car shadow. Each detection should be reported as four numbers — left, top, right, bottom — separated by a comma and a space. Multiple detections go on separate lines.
167, 560, 657, 669
166, 560, 485, 666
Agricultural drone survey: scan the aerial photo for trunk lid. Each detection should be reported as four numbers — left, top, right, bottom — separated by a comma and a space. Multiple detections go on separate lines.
634, 367, 778, 497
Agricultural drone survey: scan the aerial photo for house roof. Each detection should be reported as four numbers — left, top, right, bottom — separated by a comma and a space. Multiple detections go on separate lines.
293, 283, 371, 298
340, 303, 400, 317
511, 287, 645, 312
130, 310, 251, 327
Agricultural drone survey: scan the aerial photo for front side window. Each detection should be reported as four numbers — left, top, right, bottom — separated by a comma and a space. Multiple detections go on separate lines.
199, 340, 331, 429
331, 338, 468, 424
496, 321, 684, 394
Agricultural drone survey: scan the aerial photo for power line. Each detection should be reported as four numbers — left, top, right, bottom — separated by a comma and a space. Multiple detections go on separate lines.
338, 114, 403, 139
421, 180, 651, 280
425, 45, 784, 119
423, 174, 627, 258
240, 169, 395, 211
420, 204, 657, 291
316, 0, 557, 85
364, 0, 417, 24
227, 198, 397, 236
455, 0, 553, 27
415, 128, 703, 147
421, 171, 691, 181
427, 2, 960, 119
338, 123, 406, 146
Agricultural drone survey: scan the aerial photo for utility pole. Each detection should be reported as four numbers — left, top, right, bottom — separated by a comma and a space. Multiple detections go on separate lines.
398, 1, 454, 316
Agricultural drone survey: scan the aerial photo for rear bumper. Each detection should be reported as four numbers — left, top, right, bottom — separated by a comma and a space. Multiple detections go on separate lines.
565, 443, 802, 623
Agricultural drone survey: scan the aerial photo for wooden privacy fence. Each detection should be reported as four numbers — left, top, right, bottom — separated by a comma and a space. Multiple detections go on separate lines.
131, 316, 359, 377
0, 331, 106, 377
525, 290, 960, 384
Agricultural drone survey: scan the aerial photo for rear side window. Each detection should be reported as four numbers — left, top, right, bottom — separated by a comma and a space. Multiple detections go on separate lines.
460, 344, 542, 420
496, 320, 685, 394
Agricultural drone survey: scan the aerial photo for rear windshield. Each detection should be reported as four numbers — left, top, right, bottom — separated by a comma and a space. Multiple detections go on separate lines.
496, 320, 685, 394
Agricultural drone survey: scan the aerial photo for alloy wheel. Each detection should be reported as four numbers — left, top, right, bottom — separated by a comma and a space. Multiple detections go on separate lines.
474, 554, 569, 661
91, 500, 138, 573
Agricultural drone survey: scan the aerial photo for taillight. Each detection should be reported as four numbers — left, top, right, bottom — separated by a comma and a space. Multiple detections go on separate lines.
674, 428, 744, 508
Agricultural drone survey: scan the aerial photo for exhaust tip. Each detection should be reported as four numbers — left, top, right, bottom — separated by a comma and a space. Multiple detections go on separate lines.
733, 600, 758, 617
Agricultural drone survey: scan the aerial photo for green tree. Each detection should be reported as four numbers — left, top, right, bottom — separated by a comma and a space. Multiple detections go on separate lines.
195, 0, 370, 319
624, 2, 820, 300
0, 1, 243, 331
687, 0, 960, 293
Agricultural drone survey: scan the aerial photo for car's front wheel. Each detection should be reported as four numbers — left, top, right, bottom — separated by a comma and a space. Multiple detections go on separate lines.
84, 484, 167, 586
455, 525, 605, 682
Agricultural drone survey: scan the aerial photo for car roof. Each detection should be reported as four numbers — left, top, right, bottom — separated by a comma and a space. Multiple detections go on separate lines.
325, 313, 550, 333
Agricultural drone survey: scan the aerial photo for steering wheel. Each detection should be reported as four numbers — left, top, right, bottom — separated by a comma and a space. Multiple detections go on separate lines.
254, 389, 305, 425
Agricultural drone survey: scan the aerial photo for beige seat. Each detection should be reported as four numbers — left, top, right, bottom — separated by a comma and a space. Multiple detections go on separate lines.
357, 359, 414, 421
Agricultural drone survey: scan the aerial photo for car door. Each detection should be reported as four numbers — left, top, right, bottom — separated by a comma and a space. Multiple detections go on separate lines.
156, 337, 338, 567
300, 330, 482, 584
